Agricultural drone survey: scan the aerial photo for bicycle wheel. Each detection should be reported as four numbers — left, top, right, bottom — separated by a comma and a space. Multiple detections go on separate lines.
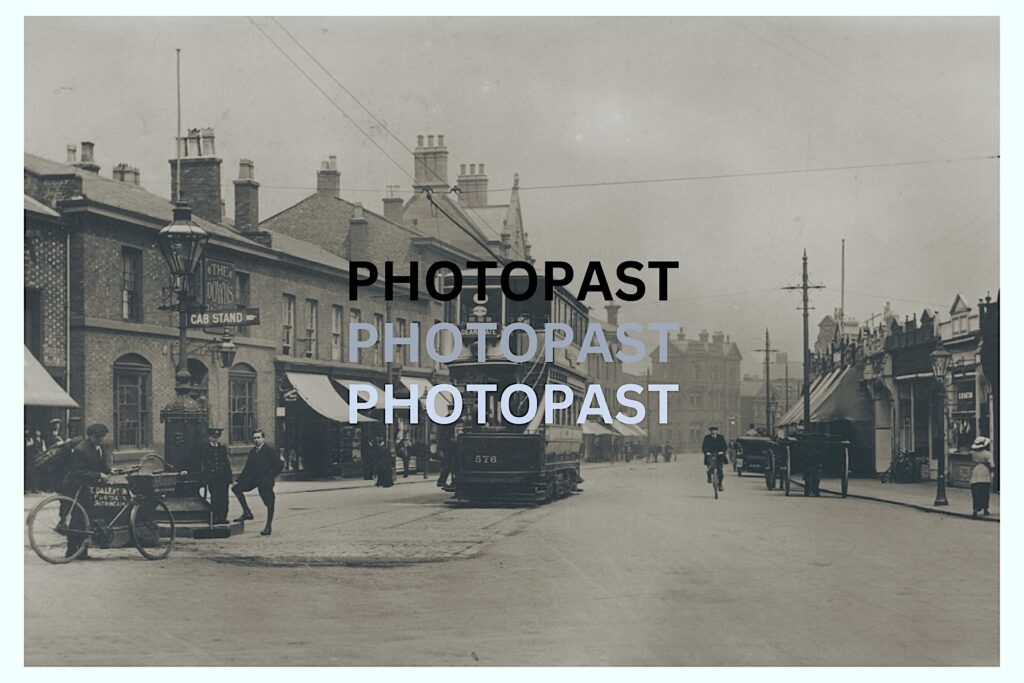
711, 467, 719, 499
26, 494, 91, 564
129, 497, 175, 560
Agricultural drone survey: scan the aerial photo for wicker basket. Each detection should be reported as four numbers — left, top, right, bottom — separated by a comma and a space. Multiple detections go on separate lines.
126, 472, 179, 496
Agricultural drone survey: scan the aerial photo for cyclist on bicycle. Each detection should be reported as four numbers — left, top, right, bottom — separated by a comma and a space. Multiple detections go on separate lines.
701, 426, 729, 492
55, 423, 111, 560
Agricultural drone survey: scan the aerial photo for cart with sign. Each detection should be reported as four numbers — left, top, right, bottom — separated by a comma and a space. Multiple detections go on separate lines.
26, 465, 180, 563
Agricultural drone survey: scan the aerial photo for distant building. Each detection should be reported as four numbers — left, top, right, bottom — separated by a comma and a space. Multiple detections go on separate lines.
649, 329, 742, 451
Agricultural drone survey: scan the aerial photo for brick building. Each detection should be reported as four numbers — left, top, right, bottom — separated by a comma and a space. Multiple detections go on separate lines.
649, 329, 742, 452
24, 193, 72, 433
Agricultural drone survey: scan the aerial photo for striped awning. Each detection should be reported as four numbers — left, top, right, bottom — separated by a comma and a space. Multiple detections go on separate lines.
24, 347, 77, 408
287, 372, 374, 424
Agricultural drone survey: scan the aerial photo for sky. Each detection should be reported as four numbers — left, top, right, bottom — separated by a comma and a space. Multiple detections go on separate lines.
23, 16, 1000, 374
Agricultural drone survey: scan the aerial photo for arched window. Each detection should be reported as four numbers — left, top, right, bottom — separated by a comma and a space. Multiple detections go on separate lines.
113, 353, 151, 449
228, 363, 258, 445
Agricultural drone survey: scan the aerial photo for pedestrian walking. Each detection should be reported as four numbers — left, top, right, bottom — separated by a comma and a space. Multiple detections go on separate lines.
56, 423, 111, 560
24, 427, 44, 492
199, 427, 232, 525
663, 442, 673, 463
374, 435, 395, 488
44, 418, 66, 449
969, 436, 995, 518
397, 435, 412, 477
232, 429, 282, 536
436, 432, 456, 489
361, 438, 376, 481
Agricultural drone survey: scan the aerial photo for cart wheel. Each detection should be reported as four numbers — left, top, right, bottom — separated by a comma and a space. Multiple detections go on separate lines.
26, 494, 91, 564
130, 497, 175, 560
842, 448, 850, 498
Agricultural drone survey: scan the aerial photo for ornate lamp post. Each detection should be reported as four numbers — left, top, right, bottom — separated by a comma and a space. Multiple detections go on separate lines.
158, 201, 210, 472
930, 345, 952, 507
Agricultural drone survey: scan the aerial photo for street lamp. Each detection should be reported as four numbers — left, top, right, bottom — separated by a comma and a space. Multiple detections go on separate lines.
930, 345, 952, 507
158, 201, 210, 471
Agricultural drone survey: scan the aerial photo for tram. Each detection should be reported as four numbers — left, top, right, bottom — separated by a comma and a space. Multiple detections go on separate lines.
442, 274, 586, 504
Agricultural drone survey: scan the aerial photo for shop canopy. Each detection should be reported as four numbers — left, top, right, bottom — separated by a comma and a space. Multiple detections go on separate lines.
287, 372, 375, 424
24, 347, 77, 408
777, 366, 871, 427
399, 377, 456, 419
608, 420, 646, 438
332, 378, 385, 410
581, 421, 614, 436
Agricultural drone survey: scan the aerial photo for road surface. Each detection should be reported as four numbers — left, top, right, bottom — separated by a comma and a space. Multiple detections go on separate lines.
24, 459, 999, 665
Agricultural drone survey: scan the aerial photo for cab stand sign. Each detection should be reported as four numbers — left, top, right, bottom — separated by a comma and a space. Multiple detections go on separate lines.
186, 258, 260, 328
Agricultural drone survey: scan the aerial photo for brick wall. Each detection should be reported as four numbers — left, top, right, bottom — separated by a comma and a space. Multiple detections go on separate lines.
169, 158, 222, 224
24, 215, 67, 370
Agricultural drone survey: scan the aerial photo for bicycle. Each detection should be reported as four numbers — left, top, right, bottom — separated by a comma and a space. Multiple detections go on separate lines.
706, 452, 725, 499
26, 464, 178, 564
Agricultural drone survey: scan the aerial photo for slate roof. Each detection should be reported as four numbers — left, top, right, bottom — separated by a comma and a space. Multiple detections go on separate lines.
24, 153, 349, 273
24, 194, 59, 217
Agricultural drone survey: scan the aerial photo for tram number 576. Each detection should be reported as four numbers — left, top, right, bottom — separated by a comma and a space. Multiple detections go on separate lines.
474, 455, 498, 464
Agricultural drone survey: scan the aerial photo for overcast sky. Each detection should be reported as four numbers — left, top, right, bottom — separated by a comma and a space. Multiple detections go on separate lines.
24, 16, 999, 373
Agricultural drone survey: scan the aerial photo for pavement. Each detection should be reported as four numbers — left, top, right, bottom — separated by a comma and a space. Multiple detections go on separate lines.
24, 459, 998, 666
792, 476, 999, 522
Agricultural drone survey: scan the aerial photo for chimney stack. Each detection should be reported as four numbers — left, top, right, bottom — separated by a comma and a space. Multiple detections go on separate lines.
412, 133, 449, 190
382, 185, 404, 224
66, 144, 77, 164
605, 304, 621, 326
699, 329, 709, 344
113, 163, 140, 185
712, 331, 725, 344
169, 127, 222, 224
317, 155, 340, 196
347, 202, 370, 261
456, 161, 489, 208
234, 159, 260, 234
74, 141, 100, 174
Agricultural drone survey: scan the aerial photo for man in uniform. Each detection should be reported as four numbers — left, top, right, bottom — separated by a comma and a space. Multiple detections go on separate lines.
199, 427, 232, 525
232, 429, 282, 536
701, 425, 729, 491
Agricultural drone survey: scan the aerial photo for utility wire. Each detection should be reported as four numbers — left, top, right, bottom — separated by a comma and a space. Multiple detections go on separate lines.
732, 18, 979, 157
264, 17, 515, 256
144, 153, 996, 196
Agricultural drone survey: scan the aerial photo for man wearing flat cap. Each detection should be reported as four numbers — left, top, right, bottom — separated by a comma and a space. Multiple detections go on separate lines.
702, 425, 728, 490
199, 427, 232, 525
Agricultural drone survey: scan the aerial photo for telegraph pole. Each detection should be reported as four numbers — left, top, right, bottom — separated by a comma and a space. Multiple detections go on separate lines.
784, 250, 826, 429
754, 329, 776, 435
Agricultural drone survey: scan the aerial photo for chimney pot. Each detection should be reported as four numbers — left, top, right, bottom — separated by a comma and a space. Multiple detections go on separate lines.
469, 163, 476, 175
66, 144, 77, 163
427, 135, 434, 147
417, 135, 424, 147
80, 142, 94, 163
437, 134, 445, 146
479, 163, 485, 175
238, 159, 255, 180
317, 155, 341, 195
460, 164, 466, 175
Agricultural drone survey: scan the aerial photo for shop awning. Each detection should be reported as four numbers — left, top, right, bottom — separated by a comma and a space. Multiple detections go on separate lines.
621, 422, 647, 438
582, 421, 614, 436
399, 377, 456, 419
777, 367, 870, 426
286, 372, 374, 424
24, 347, 77, 407
333, 378, 386, 411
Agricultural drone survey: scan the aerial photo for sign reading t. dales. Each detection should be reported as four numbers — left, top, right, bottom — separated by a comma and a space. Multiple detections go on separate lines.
186, 308, 261, 328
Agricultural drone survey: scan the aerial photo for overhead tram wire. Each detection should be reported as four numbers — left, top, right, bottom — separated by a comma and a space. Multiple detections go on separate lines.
249, 17, 511, 261
265, 17, 517, 259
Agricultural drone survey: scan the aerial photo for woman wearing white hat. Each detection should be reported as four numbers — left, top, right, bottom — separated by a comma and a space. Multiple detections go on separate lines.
969, 436, 995, 518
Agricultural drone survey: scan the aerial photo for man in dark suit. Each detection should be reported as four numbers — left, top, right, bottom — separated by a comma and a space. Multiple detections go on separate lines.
232, 429, 282, 536
701, 426, 729, 491
57, 423, 111, 559
199, 427, 232, 525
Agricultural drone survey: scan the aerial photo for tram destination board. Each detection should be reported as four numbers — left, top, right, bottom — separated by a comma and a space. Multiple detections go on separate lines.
186, 308, 261, 328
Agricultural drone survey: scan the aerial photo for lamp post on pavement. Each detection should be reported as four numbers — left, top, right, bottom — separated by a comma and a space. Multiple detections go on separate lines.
158, 201, 210, 472
930, 346, 952, 507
